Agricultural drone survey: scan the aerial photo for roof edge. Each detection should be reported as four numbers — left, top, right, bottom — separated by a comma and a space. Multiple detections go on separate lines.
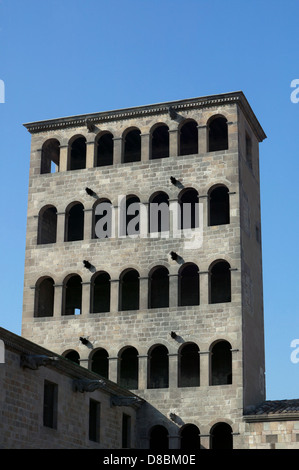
23, 91, 266, 142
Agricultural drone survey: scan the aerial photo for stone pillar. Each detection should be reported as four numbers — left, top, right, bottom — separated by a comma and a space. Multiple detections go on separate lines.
81, 281, 91, 316
200, 271, 209, 305
200, 435, 210, 449
110, 279, 119, 312
169, 129, 178, 157
197, 125, 207, 154
59, 144, 68, 171
113, 137, 123, 164
141, 133, 151, 161
169, 435, 180, 449
199, 351, 210, 386
168, 353, 178, 388
169, 273, 178, 307
86, 140, 95, 168
139, 277, 148, 310
53, 284, 63, 317
199, 194, 208, 230
138, 355, 148, 389
83, 208, 93, 240
109, 356, 119, 383
56, 212, 65, 242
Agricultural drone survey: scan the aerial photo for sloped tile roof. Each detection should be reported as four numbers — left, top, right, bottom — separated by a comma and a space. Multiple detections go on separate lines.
246, 399, 299, 416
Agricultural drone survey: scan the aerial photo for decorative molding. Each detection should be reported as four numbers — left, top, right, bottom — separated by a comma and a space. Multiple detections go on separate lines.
23, 92, 267, 142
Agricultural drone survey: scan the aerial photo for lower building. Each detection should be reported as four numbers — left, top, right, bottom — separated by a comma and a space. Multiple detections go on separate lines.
1, 326, 299, 449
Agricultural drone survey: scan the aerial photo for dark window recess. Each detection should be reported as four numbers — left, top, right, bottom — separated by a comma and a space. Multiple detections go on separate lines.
179, 189, 199, 229
65, 203, 84, 241
209, 186, 230, 226
148, 345, 169, 389
96, 133, 113, 166
149, 267, 169, 309
91, 272, 110, 313
179, 264, 199, 307
69, 137, 86, 170
208, 117, 228, 152
64, 350, 80, 365
210, 261, 231, 303
123, 129, 141, 163
35, 277, 54, 318
122, 414, 132, 448
37, 206, 57, 244
151, 125, 169, 159
211, 341, 232, 385
210, 423, 233, 449
119, 196, 140, 237
180, 424, 201, 450
179, 343, 200, 387
149, 192, 169, 233
119, 347, 138, 389
63, 275, 82, 315
91, 349, 109, 378
180, 121, 198, 156
245, 132, 252, 169
40, 139, 60, 174
89, 399, 101, 443
150, 425, 169, 450
119, 269, 139, 311
43, 381, 58, 429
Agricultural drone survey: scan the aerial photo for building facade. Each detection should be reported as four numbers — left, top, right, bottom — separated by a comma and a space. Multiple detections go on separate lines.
0, 327, 141, 449
19, 92, 299, 449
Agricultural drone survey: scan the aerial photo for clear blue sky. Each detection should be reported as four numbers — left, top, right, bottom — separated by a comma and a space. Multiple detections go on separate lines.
0, 0, 298, 401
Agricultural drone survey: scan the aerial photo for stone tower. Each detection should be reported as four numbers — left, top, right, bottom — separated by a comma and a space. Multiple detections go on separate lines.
21, 91, 266, 449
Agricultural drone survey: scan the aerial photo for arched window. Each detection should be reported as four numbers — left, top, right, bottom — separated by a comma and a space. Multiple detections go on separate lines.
69, 136, 86, 170
148, 266, 169, 309
34, 277, 54, 318
93, 199, 113, 239
148, 345, 169, 389
90, 348, 109, 378
91, 271, 110, 313
123, 128, 141, 163
180, 424, 200, 450
63, 274, 82, 315
151, 124, 169, 159
95, 132, 113, 167
119, 269, 139, 311
208, 185, 230, 226
178, 263, 199, 306
178, 343, 200, 387
210, 340, 232, 385
209, 260, 231, 304
149, 192, 169, 233
179, 120, 198, 156
149, 425, 169, 450
119, 195, 140, 237
37, 205, 57, 244
208, 116, 228, 152
65, 202, 84, 241
64, 350, 80, 365
210, 422, 233, 449
119, 347, 139, 389
178, 188, 199, 229
40, 139, 60, 174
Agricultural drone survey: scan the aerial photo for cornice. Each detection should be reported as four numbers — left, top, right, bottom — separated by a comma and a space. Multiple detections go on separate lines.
23, 91, 266, 142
